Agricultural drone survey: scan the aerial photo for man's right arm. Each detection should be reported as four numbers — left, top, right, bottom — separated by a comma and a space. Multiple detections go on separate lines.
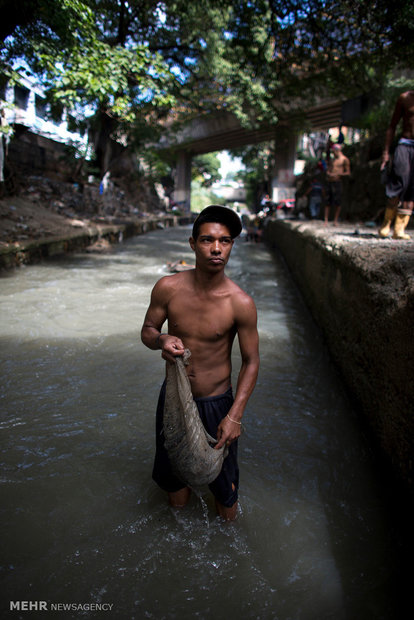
141, 277, 185, 361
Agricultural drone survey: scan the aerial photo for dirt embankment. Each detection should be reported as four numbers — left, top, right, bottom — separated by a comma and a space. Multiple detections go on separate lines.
0, 173, 178, 268
0, 172, 171, 246
0, 196, 96, 245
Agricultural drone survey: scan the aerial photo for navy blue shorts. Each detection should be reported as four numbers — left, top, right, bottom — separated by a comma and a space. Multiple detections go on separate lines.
386, 141, 414, 202
152, 382, 239, 507
328, 181, 342, 206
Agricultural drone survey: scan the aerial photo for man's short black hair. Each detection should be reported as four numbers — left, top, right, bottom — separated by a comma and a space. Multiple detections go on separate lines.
192, 205, 242, 240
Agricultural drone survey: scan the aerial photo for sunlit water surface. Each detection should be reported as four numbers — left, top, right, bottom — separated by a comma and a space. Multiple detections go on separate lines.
0, 226, 405, 619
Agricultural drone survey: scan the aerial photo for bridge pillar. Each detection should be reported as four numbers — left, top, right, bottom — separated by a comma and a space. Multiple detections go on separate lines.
271, 128, 298, 203
173, 151, 192, 212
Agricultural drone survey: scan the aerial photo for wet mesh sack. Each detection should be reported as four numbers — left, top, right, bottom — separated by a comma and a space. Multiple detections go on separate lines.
163, 349, 226, 488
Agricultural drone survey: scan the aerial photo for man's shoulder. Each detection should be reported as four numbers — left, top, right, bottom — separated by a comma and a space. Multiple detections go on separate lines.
159, 270, 193, 285
402, 91, 414, 109
153, 271, 193, 296
395, 91, 414, 113
226, 277, 256, 308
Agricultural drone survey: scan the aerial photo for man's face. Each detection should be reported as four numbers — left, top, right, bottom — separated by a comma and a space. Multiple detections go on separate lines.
189, 222, 234, 270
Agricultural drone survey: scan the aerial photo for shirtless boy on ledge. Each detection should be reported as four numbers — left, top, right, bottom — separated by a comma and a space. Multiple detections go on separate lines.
141, 205, 259, 521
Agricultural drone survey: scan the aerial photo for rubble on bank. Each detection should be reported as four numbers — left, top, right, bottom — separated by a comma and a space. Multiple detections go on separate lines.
0, 174, 178, 270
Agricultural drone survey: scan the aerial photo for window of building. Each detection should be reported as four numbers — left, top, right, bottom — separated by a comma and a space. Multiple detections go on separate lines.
50, 102, 63, 126
14, 85, 30, 110
35, 94, 48, 120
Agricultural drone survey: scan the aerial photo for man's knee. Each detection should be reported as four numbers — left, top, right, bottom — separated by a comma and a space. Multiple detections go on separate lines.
215, 499, 238, 521
168, 487, 191, 507
387, 196, 400, 209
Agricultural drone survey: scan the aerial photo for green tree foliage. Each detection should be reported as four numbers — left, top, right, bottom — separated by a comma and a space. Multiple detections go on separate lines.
191, 153, 221, 187
1, 0, 413, 179
219, 0, 414, 123
190, 180, 224, 213
231, 142, 275, 208
1, 0, 179, 176
0, 0, 93, 46
359, 75, 414, 135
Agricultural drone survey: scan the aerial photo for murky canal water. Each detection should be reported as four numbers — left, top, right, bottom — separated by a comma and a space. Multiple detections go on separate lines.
0, 226, 405, 619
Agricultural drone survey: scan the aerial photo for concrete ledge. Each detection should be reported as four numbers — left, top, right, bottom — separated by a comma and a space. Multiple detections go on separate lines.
264, 219, 414, 493
0, 215, 177, 270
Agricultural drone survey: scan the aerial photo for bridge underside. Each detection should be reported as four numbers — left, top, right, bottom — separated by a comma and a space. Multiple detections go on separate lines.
159, 100, 344, 156
158, 96, 366, 210
173, 122, 279, 155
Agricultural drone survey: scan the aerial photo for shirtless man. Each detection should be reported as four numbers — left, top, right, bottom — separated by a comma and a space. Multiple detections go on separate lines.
325, 143, 351, 225
379, 91, 414, 240
141, 205, 260, 521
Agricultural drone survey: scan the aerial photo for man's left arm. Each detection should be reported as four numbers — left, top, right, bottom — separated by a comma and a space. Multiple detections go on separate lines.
343, 157, 351, 176
215, 295, 259, 449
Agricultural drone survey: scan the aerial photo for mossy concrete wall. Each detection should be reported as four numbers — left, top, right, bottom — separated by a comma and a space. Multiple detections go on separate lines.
0, 216, 177, 270
264, 219, 414, 493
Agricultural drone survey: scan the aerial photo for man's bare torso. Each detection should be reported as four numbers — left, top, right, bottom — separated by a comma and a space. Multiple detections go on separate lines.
327, 153, 350, 182
163, 270, 243, 397
400, 91, 414, 140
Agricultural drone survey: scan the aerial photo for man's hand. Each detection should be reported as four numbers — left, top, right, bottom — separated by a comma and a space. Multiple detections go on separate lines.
215, 413, 242, 450
381, 153, 390, 171
159, 334, 185, 363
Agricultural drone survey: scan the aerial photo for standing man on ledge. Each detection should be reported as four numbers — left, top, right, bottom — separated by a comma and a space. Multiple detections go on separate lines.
325, 143, 351, 226
141, 205, 259, 521
379, 90, 414, 240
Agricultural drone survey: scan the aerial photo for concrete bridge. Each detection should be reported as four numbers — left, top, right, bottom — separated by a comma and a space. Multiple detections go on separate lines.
157, 95, 369, 210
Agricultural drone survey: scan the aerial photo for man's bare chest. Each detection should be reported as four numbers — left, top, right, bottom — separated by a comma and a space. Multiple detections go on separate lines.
403, 104, 414, 138
167, 292, 235, 340
330, 158, 344, 174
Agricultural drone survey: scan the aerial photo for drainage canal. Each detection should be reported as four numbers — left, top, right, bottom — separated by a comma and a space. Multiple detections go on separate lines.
0, 225, 405, 618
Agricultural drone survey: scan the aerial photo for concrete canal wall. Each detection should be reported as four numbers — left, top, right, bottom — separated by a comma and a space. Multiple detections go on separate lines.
264, 219, 414, 494
0, 215, 177, 270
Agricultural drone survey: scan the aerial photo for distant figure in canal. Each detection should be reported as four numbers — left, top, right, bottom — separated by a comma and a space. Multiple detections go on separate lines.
379, 90, 414, 240
141, 205, 260, 521
325, 143, 351, 226
305, 171, 326, 219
